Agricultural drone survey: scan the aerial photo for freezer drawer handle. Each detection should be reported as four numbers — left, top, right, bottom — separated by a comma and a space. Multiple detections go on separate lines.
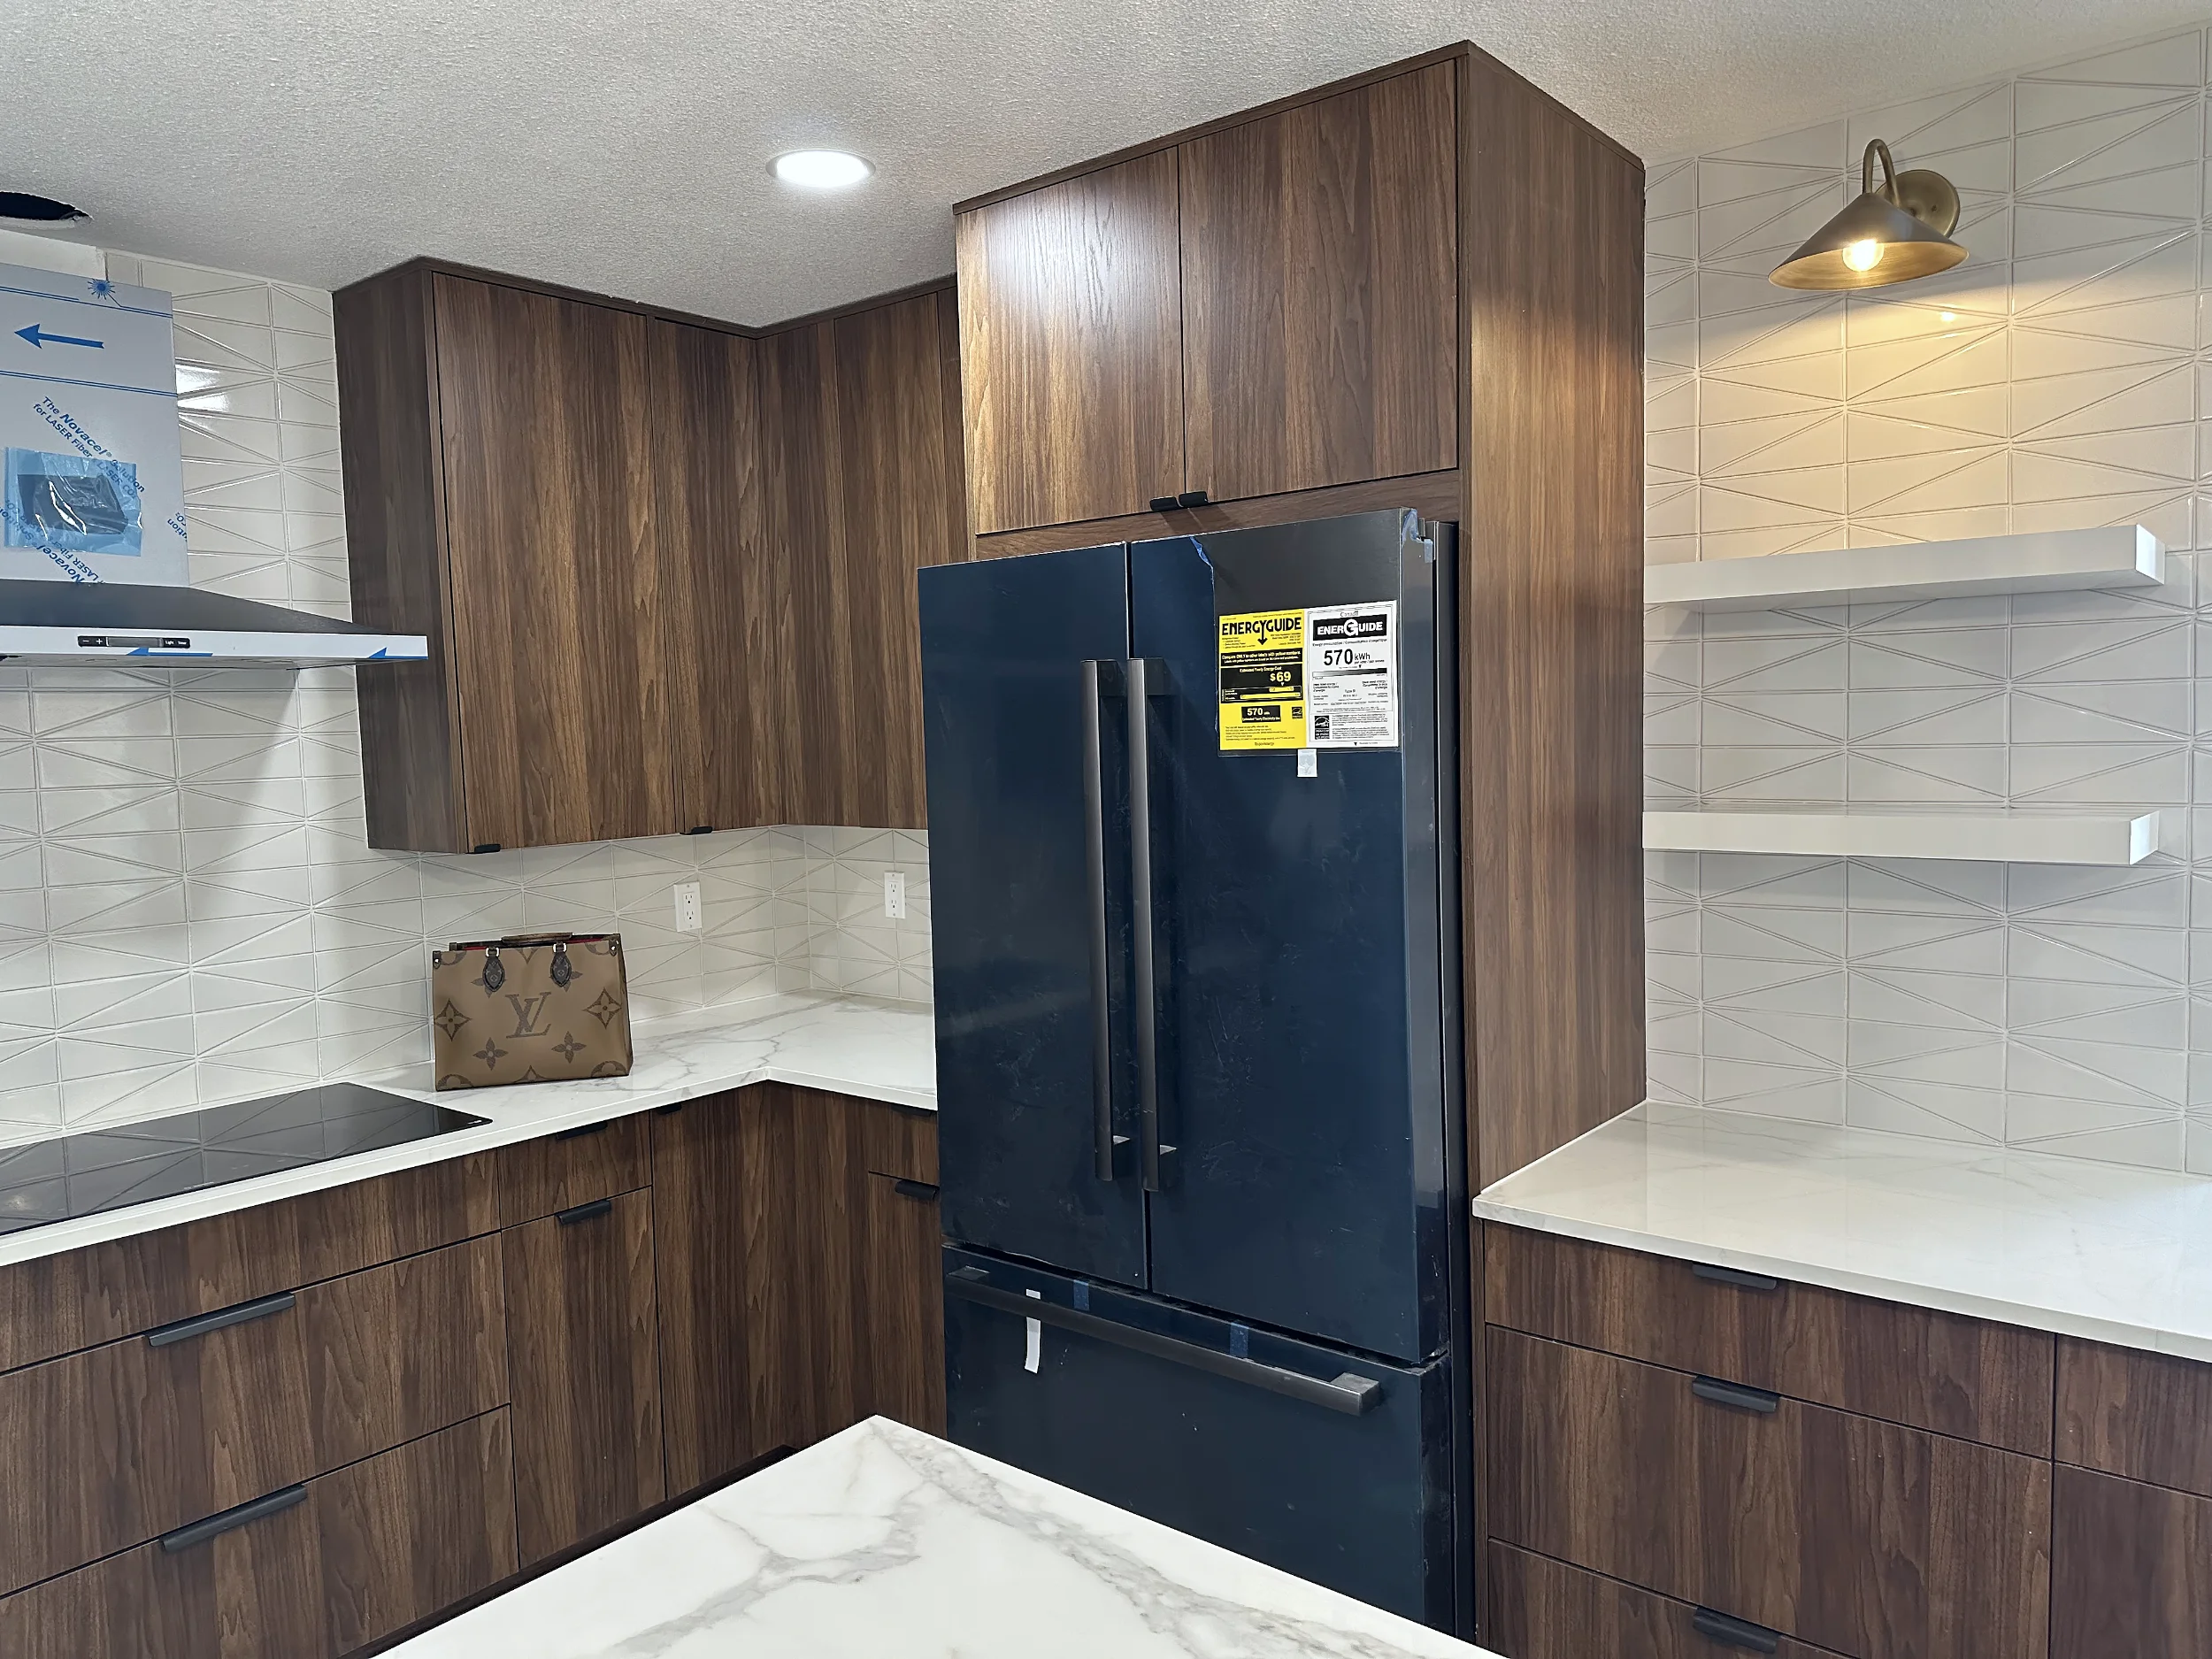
1690, 1375, 1780, 1416
1127, 657, 1171, 1192
1079, 657, 1127, 1183
1690, 1606, 1782, 1653
946, 1268, 1381, 1416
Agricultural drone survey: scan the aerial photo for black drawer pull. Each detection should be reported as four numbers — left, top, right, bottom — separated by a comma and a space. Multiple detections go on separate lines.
1694, 1261, 1781, 1292
553, 1121, 611, 1141
145, 1291, 296, 1349
159, 1483, 308, 1553
893, 1178, 939, 1202
556, 1196, 615, 1225
1692, 1606, 1781, 1653
1692, 1375, 1780, 1415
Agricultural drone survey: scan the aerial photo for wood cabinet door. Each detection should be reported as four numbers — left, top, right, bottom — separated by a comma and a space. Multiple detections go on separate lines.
1486, 1327, 2052, 1659
651, 1093, 765, 1496
2052, 1463, 2212, 1656
1179, 62, 1457, 504
431, 273, 686, 848
0, 1409, 517, 1659
1486, 1540, 1848, 1659
503, 1189, 664, 1563
956, 152, 1186, 534
856, 1168, 945, 1434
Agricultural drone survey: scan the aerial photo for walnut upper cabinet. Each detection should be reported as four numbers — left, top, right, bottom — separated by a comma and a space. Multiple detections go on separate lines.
956, 60, 1460, 536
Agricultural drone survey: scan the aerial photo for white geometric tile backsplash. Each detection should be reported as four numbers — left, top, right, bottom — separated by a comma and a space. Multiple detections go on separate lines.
0, 252, 931, 1148
1646, 22, 2212, 1173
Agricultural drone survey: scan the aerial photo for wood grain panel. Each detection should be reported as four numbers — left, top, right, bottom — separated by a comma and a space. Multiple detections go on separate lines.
2056, 1336, 2212, 1495
1486, 1327, 2051, 1659
956, 151, 1186, 534
0, 1409, 517, 1659
0, 1154, 498, 1376
1486, 1541, 1848, 1659
970, 469, 1461, 560
335, 265, 468, 851
647, 319, 781, 831
1179, 62, 1457, 503
1485, 1225, 2055, 1454
858, 1096, 940, 1186
0, 1234, 507, 1595
503, 1187, 664, 1563
650, 1092, 763, 1495
1458, 54, 1646, 1187
431, 273, 682, 847
492, 1113, 650, 1225
2051, 1463, 2212, 1657
857, 1169, 945, 1433
741, 1081, 863, 1452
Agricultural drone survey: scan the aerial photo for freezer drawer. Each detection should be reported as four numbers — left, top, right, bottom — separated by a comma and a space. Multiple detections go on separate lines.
941, 1245, 1459, 1630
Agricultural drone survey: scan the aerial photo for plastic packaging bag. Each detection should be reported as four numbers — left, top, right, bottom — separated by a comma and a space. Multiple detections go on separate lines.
4, 446, 142, 556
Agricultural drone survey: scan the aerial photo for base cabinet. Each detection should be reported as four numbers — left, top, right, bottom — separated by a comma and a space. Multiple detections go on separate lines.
1486, 1542, 1847, 1659
0, 1411, 517, 1659
2051, 1463, 2212, 1655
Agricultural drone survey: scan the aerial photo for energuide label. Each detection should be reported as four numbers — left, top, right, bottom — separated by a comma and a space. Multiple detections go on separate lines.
1217, 602, 1398, 752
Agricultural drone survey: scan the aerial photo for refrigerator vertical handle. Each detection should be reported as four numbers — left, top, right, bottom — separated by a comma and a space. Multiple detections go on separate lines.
1079, 658, 1118, 1183
1128, 657, 1167, 1192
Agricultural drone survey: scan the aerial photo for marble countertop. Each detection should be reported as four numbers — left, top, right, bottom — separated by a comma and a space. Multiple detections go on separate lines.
386, 1416, 1494, 1659
0, 992, 935, 1271
1476, 1101, 2212, 1363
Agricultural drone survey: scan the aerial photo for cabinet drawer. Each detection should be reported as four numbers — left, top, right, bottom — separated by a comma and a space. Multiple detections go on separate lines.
0, 1409, 517, 1659
495, 1113, 651, 1224
1486, 1327, 2051, 1659
1486, 1541, 1847, 1659
2052, 1463, 2212, 1657
0, 1233, 507, 1594
1484, 1225, 2054, 1454
2056, 1337, 2212, 1495
0, 1152, 498, 1374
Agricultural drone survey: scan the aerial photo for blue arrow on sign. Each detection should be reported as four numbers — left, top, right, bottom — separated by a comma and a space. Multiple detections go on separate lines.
15, 323, 105, 350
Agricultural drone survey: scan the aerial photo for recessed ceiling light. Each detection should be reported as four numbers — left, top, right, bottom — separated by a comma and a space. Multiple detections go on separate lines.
772, 150, 873, 190
0, 191, 86, 224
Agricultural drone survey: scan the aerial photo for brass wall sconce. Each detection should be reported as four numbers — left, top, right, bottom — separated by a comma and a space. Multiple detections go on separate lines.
1770, 139, 1966, 290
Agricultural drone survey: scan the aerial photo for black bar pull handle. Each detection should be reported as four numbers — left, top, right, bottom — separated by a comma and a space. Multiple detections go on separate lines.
1694, 1261, 1781, 1293
1175, 489, 1210, 509
1691, 1375, 1780, 1416
1126, 657, 1168, 1192
553, 1120, 611, 1141
145, 1290, 296, 1349
1147, 495, 1179, 512
1079, 657, 1119, 1183
1692, 1606, 1782, 1653
893, 1178, 940, 1202
947, 1269, 1379, 1415
159, 1483, 309, 1553
556, 1195, 615, 1226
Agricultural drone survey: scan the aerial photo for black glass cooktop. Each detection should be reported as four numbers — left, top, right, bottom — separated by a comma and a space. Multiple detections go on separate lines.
0, 1085, 490, 1235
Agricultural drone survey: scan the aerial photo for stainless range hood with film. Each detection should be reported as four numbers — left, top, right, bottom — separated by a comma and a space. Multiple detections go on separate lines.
0, 579, 428, 666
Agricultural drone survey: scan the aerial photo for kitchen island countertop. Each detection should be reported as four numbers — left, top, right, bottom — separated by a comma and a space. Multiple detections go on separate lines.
383, 1415, 1497, 1658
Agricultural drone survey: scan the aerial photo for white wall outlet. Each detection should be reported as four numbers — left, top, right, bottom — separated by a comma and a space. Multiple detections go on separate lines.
884, 871, 908, 919
673, 880, 703, 933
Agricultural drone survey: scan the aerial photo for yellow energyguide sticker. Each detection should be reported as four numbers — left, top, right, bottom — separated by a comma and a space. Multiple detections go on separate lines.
1217, 609, 1307, 750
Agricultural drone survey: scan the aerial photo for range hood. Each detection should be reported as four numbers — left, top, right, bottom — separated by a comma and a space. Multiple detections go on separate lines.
0, 579, 429, 667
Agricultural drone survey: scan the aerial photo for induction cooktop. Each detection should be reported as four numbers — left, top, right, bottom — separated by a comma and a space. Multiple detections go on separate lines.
0, 1084, 490, 1235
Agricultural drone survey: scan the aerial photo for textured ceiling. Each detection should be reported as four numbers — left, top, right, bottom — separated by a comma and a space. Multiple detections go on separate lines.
4, 0, 2197, 326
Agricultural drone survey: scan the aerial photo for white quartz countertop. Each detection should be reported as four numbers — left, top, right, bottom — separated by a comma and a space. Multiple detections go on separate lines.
1475, 1101, 2212, 1364
385, 1416, 1496, 1659
0, 992, 935, 1271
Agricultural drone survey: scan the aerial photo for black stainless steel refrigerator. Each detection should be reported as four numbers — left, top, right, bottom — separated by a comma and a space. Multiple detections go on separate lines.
918, 510, 1471, 1634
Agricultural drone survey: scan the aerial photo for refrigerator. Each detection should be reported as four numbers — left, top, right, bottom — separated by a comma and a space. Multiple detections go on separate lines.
918, 509, 1471, 1635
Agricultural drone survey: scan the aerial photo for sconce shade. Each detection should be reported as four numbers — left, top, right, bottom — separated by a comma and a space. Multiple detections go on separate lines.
1770, 139, 1967, 290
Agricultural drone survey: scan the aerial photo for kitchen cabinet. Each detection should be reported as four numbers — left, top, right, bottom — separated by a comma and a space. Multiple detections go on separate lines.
1178, 61, 1458, 504
0, 1411, 517, 1659
1486, 1541, 1848, 1659
2051, 1463, 2212, 1656
503, 1187, 665, 1564
338, 264, 965, 851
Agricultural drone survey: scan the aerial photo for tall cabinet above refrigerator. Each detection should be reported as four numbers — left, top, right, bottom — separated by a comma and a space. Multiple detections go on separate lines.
919, 510, 1470, 1633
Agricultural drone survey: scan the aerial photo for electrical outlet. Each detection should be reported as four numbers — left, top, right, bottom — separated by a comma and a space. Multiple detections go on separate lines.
673, 880, 703, 933
884, 871, 907, 919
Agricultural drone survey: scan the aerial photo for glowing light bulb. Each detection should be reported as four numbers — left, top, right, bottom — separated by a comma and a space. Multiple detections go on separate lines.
1842, 239, 1884, 273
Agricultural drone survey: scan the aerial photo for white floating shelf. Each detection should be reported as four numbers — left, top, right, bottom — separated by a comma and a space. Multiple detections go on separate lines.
1646, 526, 2163, 612
1644, 810, 2162, 866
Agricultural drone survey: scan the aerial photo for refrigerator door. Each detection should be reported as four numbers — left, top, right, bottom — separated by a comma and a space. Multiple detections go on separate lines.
1128, 512, 1453, 1363
942, 1245, 1457, 1630
920, 546, 1148, 1286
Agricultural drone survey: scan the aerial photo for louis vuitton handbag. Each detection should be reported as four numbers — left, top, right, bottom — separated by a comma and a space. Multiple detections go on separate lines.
429, 933, 634, 1089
